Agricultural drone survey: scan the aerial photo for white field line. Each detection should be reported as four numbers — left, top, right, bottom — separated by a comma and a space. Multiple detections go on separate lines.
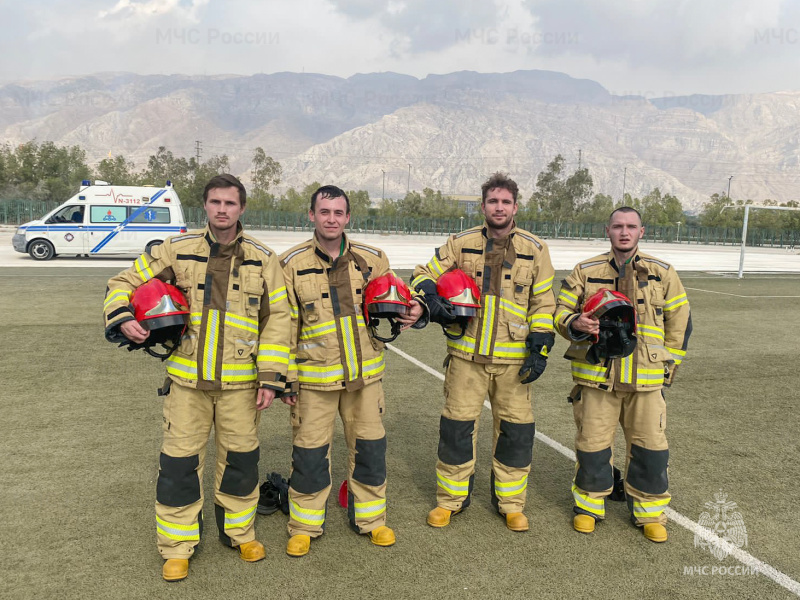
685, 287, 800, 299
386, 343, 800, 597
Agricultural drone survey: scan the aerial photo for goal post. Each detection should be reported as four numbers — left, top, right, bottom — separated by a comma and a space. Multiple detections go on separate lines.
722, 204, 800, 278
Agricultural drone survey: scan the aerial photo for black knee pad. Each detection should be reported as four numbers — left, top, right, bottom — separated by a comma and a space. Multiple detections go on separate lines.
219, 447, 260, 497
575, 447, 613, 492
627, 444, 669, 495
290, 444, 331, 495
494, 421, 535, 469
438, 416, 475, 466
156, 453, 201, 507
353, 436, 387, 487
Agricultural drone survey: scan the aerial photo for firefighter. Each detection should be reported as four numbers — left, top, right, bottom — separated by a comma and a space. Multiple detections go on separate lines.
412, 172, 556, 532
279, 185, 425, 557
103, 174, 291, 581
555, 206, 691, 542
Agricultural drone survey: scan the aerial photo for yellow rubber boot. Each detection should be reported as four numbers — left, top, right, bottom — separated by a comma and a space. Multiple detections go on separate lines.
427, 507, 460, 527
370, 526, 396, 547
162, 559, 189, 582
238, 540, 266, 562
505, 513, 529, 532
287, 534, 311, 557
573, 514, 596, 534
643, 523, 668, 543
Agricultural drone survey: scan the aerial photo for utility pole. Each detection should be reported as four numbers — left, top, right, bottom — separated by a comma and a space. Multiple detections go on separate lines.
727, 175, 733, 199
407, 164, 411, 193
578, 149, 582, 170
381, 169, 386, 202
195, 140, 202, 163
622, 167, 627, 203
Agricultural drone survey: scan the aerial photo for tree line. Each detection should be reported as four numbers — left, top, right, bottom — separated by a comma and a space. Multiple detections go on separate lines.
2, 140, 799, 230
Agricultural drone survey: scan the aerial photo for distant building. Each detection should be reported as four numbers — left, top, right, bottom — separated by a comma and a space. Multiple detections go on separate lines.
452, 194, 482, 215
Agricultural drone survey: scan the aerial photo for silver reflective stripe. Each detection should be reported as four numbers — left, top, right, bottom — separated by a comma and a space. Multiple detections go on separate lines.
224, 506, 257, 529
242, 238, 271, 256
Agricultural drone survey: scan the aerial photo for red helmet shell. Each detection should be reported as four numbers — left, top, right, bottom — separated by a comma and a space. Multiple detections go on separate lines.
437, 269, 481, 318
583, 288, 636, 331
363, 272, 412, 319
130, 278, 189, 332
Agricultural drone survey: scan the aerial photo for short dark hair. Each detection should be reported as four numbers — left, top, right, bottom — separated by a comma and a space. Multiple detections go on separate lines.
203, 174, 246, 206
481, 172, 519, 203
310, 185, 350, 213
609, 206, 642, 225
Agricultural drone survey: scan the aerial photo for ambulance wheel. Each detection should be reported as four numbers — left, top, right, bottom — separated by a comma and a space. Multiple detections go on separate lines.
29, 239, 55, 261
145, 240, 162, 255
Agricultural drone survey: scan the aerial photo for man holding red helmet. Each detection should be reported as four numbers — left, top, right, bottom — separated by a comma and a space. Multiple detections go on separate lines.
277, 185, 425, 557
103, 174, 291, 581
412, 172, 556, 532
555, 207, 692, 542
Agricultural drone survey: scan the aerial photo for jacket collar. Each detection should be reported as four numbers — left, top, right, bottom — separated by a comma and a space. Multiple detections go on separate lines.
312, 231, 350, 264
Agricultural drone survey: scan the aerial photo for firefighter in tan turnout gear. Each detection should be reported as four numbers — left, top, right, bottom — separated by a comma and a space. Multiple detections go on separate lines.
412, 173, 556, 532
279, 185, 425, 557
555, 207, 691, 542
103, 175, 291, 581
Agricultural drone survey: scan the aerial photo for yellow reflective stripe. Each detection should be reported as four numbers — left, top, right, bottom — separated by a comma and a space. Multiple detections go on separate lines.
411, 274, 435, 288
135, 254, 154, 282
571, 361, 607, 383
362, 354, 385, 378
298, 363, 345, 383
341, 316, 359, 381
103, 289, 131, 310
166, 355, 198, 379
664, 293, 688, 311
494, 474, 528, 497
300, 320, 336, 339
447, 334, 476, 354
527, 313, 554, 331
258, 344, 290, 365
354, 499, 387, 518
571, 484, 605, 517
427, 256, 445, 277
499, 298, 526, 320
156, 516, 200, 541
479, 295, 497, 356
557, 289, 578, 307
288, 353, 297, 374
492, 342, 527, 358
666, 346, 685, 364
437, 473, 470, 496
533, 276, 554, 295
620, 355, 633, 384
202, 310, 220, 380
636, 368, 664, 385
632, 497, 670, 517
269, 286, 287, 304
556, 308, 572, 323
225, 313, 258, 334
638, 324, 664, 341
224, 505, 257, 529
290, 500, 325, 526
221, 363, 258, 382
190, 312, 202, 325
289, 303, 299, 319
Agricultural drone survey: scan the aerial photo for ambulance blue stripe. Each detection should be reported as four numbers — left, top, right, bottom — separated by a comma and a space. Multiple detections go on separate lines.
90, 189, 167, 253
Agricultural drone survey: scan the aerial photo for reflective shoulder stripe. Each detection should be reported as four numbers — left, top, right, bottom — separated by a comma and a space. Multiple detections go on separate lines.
640, 257, 671, 270
579, 259, 608, 270
169, 232, 204, 244
351, 243, 382, 257
280, 244, 312, 266
242, 238, 272, 257
514, 230, 542, 250
455, 228, 481, 239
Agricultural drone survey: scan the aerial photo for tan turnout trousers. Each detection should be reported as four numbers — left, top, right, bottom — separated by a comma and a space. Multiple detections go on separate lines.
436, 355, 535, 515
571, 386, 670, 526
156, 383, 261, 559
287, 381, 387, 537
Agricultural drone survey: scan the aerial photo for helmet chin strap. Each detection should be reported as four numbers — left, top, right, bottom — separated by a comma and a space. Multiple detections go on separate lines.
369, 317, 402, 343
442, 322, 468, 340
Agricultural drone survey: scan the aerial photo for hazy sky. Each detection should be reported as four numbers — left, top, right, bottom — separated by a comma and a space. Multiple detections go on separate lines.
3, 0, 800, 96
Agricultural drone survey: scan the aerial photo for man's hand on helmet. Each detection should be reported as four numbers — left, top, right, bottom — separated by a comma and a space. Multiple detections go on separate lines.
519, 332, 555, 384
121, 319, 150, 344
415, 279, 457, 325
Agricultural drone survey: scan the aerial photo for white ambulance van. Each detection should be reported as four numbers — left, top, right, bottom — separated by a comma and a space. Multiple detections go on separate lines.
12, 180, 188, 260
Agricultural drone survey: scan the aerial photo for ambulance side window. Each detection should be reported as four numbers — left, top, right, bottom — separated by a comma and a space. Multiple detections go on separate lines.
46, 205, 84, 224
129, 207, 170, 224
90, 206, 126, 223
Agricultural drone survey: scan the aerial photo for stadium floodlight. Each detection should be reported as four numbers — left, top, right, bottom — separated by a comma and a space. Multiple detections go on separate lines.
722, 203, 800, 279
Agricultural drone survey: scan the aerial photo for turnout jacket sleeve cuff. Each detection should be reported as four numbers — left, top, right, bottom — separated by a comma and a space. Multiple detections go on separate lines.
410, 296, 430, 329
104, 313, 135, 343
258, 371, 285, 391
566, 314, 591, 342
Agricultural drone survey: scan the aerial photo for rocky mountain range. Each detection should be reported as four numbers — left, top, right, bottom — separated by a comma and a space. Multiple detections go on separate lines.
2, 70, 798, 211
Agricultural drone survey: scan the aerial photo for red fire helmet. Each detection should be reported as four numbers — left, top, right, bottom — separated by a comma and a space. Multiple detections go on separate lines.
129, 278, 189, 358
436, 269, 481, 318
582, 288, 637, 362
362, 272, 412, 342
